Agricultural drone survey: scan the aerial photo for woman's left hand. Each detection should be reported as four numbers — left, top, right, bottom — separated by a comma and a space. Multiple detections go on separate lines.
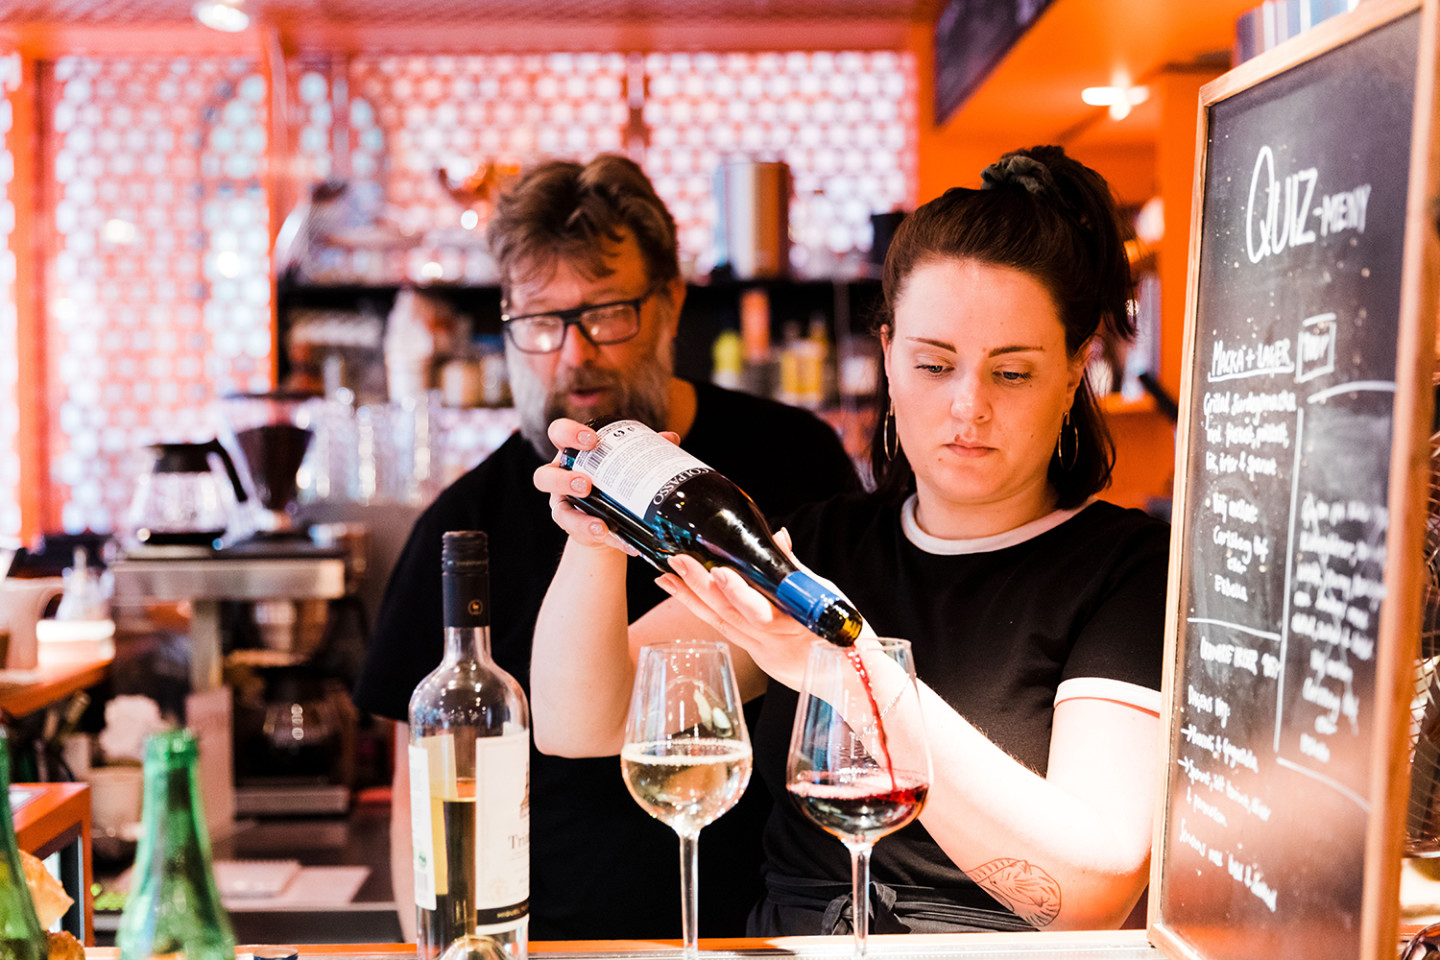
655, 529, 863, 691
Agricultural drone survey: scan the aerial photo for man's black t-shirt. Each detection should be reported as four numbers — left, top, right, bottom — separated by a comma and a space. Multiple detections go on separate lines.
750, 494, 1170, 933
354, 381, 859, 940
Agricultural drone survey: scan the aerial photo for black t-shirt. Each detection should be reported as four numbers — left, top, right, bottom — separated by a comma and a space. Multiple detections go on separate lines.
751, 494, 1170, 932
353, 381, 860, 940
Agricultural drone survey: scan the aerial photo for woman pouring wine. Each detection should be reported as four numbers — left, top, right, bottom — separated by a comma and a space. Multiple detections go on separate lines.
529, 145, 1170, 936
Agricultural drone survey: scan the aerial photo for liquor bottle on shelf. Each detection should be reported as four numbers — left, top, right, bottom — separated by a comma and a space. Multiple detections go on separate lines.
116, 729, 235, 960
710, 328, 743, 392
807, 312, 836, 409
561, 418, 863, 647
0, 732, 45, 960
777, 317, 827, 410
409, 531, 530, 960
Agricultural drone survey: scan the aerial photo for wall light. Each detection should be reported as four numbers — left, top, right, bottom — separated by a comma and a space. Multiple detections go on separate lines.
193, 0, 249, 32
1081, 85, 1150, 121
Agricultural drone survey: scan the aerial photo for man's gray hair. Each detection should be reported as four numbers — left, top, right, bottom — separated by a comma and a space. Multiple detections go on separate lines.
487, 154, 679, 298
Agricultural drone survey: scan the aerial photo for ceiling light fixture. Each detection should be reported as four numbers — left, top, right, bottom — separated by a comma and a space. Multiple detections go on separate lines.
193, 0, 250, 32
1082, 85, 1150, 121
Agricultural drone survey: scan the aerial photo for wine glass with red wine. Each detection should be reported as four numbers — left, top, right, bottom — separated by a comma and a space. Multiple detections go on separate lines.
786, 638, 931, 958
621, 640, 754, 960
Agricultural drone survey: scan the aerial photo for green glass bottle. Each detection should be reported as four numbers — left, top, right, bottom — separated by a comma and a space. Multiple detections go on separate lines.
0, 731, 46, 960
117, 730, 235, 960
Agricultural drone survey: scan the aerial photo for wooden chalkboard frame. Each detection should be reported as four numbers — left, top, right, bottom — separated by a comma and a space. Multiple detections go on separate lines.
1149, 1, 1440, 959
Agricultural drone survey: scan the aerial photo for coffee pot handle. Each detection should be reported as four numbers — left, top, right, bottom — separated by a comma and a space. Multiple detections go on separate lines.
203, 439, 250, 504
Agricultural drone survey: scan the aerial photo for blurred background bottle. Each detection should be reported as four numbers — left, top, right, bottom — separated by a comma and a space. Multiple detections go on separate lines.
738, 289, 776, 399
710, 329, 743, 392
777, 316, 829, 410
117, 729, 235, 960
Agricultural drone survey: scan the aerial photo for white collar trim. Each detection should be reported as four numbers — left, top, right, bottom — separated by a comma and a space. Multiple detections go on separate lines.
900, 494, 1095, 555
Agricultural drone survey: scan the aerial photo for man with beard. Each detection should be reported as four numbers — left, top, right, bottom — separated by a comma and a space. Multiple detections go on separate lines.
353, 154, 859, 942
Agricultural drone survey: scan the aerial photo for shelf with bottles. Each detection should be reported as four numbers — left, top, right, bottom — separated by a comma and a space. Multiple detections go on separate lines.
274, 271, 889, 488
275, 279, 504, 401
274, 275, 883, 404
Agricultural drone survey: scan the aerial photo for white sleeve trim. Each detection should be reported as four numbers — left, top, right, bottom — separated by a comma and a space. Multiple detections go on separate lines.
1054, 677, 1162, 715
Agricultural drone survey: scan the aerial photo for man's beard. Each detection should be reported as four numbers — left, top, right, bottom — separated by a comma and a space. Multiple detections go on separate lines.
508, 347, 673, 459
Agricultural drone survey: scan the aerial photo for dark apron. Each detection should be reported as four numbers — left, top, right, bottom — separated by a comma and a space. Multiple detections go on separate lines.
749, 871, 1038, 936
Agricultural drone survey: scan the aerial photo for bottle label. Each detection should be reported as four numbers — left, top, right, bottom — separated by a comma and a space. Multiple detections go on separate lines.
474, 727, 530, 920
409, 735, 456, 910
443, 569, 491, 629
570, 420, 713, 522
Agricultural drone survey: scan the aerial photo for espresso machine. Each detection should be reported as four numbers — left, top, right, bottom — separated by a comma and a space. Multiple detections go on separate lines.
110, 392, 362, 826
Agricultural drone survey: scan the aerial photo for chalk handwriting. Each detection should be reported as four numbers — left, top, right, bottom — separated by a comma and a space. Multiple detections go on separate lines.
1296, 313, 1337, 383
1187, 684, 1232, 729
1209, 337, 1296, 383
1211, 492, 1260, 525
1247, 146, 1317, 262
1227, 851, 1278, 912
1245, 144, 1371, 264
1178, 728, 1260, 772
1317, 183, 1371, 238
1199, 636, 1266, 677
1204, 450, 1280, 482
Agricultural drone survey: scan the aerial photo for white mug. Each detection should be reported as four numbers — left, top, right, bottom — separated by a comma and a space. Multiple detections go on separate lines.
87, 764, 145, 843
0, 578, 65, 670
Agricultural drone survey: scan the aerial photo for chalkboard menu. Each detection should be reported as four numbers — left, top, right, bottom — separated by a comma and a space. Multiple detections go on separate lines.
1152, 2, 1439, 960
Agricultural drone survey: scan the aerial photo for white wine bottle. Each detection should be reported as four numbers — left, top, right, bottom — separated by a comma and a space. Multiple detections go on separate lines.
409, 531, 530, 960
562, 418, 862, 646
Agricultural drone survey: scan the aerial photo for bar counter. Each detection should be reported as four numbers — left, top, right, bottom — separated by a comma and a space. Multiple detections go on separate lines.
0, 654, 111, 719
78, 931, 1164, 960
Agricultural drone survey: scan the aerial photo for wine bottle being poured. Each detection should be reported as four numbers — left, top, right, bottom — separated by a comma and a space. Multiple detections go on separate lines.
561, 417, 863, 647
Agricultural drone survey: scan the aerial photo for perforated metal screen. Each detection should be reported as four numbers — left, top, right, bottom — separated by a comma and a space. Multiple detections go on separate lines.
43, 55, 273, 533
3, 41, 916, 533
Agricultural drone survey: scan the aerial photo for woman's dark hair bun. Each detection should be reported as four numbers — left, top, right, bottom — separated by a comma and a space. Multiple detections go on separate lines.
980, 153, 1059, 198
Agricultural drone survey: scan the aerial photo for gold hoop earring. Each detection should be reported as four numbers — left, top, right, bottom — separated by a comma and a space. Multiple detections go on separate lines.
1056, 409, 1078, 471
884, 400, 899, 461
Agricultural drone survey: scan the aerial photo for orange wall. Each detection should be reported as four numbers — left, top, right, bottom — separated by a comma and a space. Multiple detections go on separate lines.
905, 24, 1156, 204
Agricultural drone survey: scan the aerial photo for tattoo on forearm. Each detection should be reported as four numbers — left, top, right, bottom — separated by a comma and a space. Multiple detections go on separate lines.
967, 857, 1062, 927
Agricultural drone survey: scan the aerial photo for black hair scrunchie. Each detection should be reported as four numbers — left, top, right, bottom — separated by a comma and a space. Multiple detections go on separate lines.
980, 154, 1057, 197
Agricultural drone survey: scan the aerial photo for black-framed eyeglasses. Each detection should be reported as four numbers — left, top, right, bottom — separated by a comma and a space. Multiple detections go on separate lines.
501, 287, 657, 355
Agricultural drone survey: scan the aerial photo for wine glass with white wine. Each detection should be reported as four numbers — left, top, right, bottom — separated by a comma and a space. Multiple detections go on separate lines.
621, 640, 753, 960
786, 638, 931, 959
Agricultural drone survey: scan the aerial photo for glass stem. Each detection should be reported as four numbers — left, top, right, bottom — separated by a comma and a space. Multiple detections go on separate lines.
849, 841, 873, 960
679, 830, 701, 960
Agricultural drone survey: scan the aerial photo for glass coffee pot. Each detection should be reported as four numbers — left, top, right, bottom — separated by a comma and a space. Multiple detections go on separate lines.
127, 440, 249, 549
